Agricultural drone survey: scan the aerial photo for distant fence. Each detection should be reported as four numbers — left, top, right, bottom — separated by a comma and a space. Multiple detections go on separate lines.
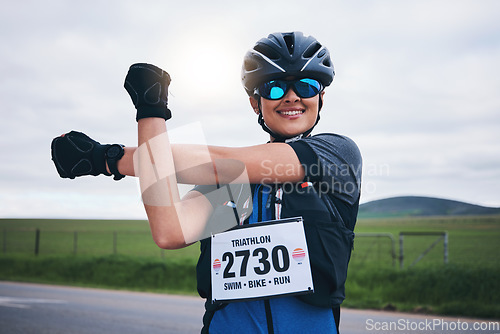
399, 231, 448, 269
1, 228, 167, 258
2, 228, 449, 268
352, 233, 397, 267
351, 231, 449, 268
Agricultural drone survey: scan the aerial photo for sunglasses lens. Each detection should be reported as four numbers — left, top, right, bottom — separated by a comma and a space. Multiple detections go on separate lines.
269, 86, 285, 99
294, 79, 322, 98
258, 80, 288, 100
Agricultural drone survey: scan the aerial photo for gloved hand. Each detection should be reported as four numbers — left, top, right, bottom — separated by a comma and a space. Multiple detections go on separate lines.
124, 63, 172, 121
51, 131, 113, 179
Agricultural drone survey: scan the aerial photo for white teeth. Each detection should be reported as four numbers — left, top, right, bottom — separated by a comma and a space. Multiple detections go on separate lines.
280, 110, 303, 116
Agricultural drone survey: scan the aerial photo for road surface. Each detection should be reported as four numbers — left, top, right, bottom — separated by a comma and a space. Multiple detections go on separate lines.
0, 281, 498, 333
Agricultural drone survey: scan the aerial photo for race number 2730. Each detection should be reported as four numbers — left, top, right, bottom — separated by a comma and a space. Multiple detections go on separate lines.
222, 245, 290, 278
211, 217, 314, 303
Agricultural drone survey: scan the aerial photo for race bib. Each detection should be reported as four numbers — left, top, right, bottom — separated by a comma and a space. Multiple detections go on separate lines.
211, 217, 314, 303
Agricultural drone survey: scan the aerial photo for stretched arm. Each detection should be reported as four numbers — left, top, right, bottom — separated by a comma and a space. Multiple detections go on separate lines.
121, 63, 306, 249
52, 63, 307, 250
117, 142, 305, 185
133, 117, 306, 249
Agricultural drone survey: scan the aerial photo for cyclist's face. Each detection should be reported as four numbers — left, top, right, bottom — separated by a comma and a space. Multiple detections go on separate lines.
250, 87, 323, 141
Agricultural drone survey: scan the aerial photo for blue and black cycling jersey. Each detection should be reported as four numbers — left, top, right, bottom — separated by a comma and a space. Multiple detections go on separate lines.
195, 133, 362, 334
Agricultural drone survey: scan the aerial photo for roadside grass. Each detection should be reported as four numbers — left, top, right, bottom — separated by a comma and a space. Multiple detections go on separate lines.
0, 254, 199, 295
1, 216, 499, 318
344, 262, 500, 319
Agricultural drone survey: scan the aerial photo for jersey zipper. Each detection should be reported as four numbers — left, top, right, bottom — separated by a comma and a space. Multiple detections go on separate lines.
264, 299, 274, 334
256, 185, 275, 333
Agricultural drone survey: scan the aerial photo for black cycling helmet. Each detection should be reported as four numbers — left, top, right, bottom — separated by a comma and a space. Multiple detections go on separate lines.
242, 31, 335, 97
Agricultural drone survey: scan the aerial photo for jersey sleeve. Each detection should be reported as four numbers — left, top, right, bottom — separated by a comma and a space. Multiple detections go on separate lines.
288, 133, 362, 205
191, 183, 253, 226
191, 184, 221, 207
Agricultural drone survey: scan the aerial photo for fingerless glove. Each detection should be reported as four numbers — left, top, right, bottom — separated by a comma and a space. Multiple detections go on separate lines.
124, 63, 172, 121
51, 131, 125, 180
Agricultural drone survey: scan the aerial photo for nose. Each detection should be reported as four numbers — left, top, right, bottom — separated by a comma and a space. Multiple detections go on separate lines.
283, 88, 300, 103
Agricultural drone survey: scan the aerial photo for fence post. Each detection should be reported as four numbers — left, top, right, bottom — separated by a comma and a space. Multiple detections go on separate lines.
73, 231, 78, 255
34, 229, 40, 256
444, 232, 448, 264
399, 234, 404, 269
390, 235, 396, 267
2, 229, 6, 254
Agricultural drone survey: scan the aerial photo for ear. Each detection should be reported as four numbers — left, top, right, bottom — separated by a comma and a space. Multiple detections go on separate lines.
249, 96, 260, 115
319, 91, 325, 112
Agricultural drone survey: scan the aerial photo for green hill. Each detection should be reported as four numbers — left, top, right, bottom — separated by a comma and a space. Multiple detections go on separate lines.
358, 196, 500, 218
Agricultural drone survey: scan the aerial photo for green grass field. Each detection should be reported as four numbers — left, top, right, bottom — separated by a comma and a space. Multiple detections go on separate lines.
1, 216, 499, 318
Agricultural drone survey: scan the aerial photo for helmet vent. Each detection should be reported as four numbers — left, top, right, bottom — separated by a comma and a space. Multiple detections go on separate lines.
244, 59, 259, 71
322, 57, 331, 67
303, 42, 322, 59
254, 44, 281, 61
283, 34, 295, 55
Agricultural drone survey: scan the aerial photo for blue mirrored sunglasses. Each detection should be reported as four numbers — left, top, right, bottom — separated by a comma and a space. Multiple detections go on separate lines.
255, 78, 323, 100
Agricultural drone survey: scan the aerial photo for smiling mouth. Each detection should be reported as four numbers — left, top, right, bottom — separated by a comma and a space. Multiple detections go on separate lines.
277, 110, 305, 116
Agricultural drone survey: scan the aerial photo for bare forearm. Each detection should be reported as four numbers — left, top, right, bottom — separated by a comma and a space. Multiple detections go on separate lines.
136, 118, 183, 248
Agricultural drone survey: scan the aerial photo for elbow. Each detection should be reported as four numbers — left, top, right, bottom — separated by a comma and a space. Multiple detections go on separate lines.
145, 206, 187, 249
150, 223, 187, 250
145, 198, 206, 250
153, 234, 186, 250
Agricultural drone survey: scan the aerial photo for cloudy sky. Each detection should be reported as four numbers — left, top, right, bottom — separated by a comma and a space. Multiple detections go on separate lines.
1, 0, 499, 219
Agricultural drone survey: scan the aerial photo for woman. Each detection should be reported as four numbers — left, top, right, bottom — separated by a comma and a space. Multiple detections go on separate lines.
52, 31, 362, 334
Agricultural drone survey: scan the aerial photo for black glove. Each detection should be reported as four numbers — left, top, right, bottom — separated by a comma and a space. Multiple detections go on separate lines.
124, 63, 172, 121
51, 131, 125, 180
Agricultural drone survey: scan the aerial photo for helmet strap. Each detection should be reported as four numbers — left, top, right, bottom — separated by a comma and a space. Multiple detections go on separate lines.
256, 95, 323, 143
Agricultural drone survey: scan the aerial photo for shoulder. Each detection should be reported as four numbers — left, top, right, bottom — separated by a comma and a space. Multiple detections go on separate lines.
287, 133, 362, 183
293, 133, 362, 164
305, 133, 360, 152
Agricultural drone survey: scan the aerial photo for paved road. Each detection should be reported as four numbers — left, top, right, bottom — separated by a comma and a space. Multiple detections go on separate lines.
0, 281, 498, 334
0, 281, 204, 334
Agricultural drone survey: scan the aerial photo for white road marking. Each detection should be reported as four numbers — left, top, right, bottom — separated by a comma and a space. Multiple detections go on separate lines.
0, 296, 67, 309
